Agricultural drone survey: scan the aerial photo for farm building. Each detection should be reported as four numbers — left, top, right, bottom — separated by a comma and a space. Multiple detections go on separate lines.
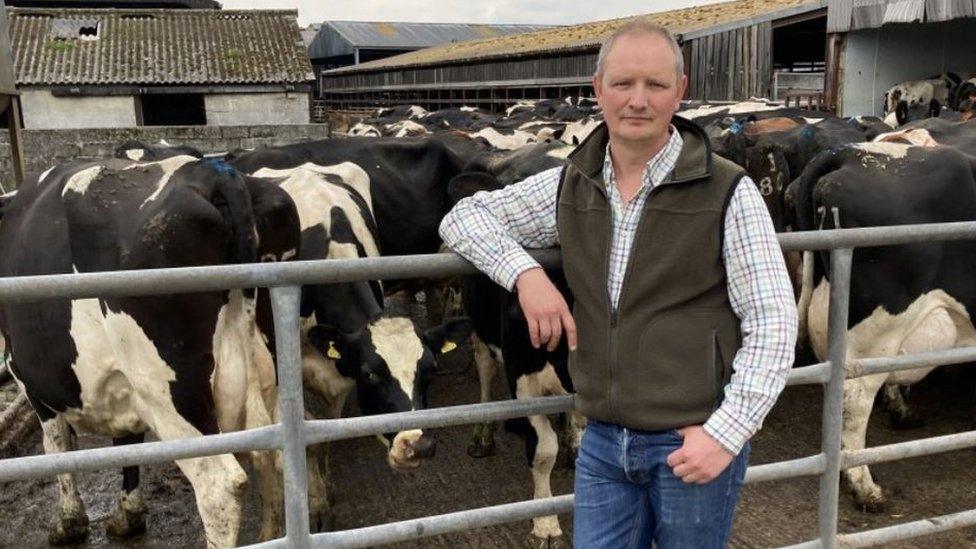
307, 21, 558, 73
5, 7, 314, 129
320, 0, 830, 112
827, 0, 976, 116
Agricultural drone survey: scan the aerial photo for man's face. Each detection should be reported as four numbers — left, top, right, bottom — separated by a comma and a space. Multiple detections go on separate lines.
593, 32, 688, 146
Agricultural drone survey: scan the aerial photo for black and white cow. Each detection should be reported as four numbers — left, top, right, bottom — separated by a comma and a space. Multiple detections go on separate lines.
459, 269, 584, 548
114, 139, 204, 162
0, 156, 295, 546
882, 73, 963, 126
244, 162, 471, 474
791, 141, 976, 511
444, 175, 583, 548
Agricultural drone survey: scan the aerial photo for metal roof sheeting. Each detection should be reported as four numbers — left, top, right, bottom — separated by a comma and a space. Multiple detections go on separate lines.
324, 21, 556, 49
828, 0, 976, 32
326, 0, 826, 75
8, 8, 315, 86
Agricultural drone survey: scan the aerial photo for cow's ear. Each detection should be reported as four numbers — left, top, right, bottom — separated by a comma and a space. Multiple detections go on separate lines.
423, 317, 473, 355
307, 324, 357, 362
447, 172, 503, 205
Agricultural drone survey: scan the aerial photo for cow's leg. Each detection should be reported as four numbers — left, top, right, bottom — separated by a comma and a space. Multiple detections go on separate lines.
882, 384, 924, 429
246, 381, 284, 541
106, 433, 148, 539
841, 374, 887, 512
41, 415, 90, 545
306, 438, 336, 532
516, 365, 565, 548
468, 334, 499, 458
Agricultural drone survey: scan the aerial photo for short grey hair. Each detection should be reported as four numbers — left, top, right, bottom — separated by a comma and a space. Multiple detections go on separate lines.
594, 19, 684, 82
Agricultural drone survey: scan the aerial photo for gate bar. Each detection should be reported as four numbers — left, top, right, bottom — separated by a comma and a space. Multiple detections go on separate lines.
308, 495, 574, 549
843, 429, 976, 469
836, 508, 976, 548
849, 346, 976, 378
304, 396, 574, 445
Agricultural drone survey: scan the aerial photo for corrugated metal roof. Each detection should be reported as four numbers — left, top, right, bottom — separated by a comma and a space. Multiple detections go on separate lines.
326, 0, 826, 75
323, 21, 557, 50
301, 23, 320, 48
827, 0, 975, 32
8, 7, 315, 86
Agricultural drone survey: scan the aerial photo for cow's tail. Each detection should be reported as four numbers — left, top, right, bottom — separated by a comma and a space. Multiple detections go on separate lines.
791, 147, 846, 233
206, 158, 258, 265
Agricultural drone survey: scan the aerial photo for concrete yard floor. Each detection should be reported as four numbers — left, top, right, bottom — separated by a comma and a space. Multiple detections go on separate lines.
2, 346, 976, 548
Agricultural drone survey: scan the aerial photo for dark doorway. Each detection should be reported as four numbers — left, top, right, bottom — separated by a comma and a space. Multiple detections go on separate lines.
138, 93, 206, 126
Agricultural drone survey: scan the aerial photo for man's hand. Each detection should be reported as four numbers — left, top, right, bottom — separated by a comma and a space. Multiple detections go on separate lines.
515, 268, 577, 352
666, 426, 734, 484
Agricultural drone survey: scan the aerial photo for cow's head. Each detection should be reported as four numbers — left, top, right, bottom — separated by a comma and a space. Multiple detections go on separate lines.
307, 316, 472, 468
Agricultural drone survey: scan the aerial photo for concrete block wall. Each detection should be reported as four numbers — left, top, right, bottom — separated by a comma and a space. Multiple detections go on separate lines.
0, 123, 330, 190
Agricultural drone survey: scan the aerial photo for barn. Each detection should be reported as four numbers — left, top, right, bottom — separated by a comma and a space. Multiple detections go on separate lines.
319, 0, 830, 112
5, 6, 314, 129
826, 0, 976, 116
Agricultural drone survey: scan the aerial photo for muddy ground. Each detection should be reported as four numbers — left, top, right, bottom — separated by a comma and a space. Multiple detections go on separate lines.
3, 342, 976, 548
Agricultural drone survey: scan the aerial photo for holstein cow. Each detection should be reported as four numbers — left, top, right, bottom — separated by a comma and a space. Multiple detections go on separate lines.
460, 269, 584, 548
228, 134, 489, 325
0, 156, 296, 546
114, 139, 204, 162
444, 175, 584, 549
882, 73, 962, 126
791, 141, 976, 511
250, 161, 471, 463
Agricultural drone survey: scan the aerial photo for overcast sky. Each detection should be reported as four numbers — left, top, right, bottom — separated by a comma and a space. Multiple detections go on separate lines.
219, 0, 735, 27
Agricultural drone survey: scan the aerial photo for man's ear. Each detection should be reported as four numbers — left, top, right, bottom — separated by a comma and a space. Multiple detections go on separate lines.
423, 317, 474, 355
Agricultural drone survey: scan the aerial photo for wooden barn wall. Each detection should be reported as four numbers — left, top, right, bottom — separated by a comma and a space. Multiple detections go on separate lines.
687, 21, 772, 101
322, 23, 773, 102
323, 51, 599, 90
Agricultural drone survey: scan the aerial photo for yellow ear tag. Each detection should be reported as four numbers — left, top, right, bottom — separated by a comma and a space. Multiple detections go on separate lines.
327, 342, 342, 360
440, 341, 458, 354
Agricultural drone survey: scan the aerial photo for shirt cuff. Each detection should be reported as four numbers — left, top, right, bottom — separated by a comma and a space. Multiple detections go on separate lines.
492, 247, 542, 291
703, 405, 753, 456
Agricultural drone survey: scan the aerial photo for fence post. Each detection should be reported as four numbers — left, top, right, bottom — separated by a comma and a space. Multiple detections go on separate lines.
271, 285, 311, 549
819, 248, 853, 549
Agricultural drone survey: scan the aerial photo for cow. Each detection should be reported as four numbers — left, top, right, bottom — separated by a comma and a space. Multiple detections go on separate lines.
882, 73, 963, 126
443, 173, 584, 548
114, 139, 204, 162
460, 269, 584, 548
790, 140, 976, 512
249, 161, 471, 464
0, 156, 296, 547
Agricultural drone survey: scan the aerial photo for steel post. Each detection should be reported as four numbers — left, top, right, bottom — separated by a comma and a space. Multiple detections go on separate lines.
818, 248, 852, 549
270, 286, 311, 549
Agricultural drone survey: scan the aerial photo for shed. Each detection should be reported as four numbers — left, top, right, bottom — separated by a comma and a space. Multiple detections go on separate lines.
825, 0, 976, 116
6, 7, 314, 129
320, 0, 829, 112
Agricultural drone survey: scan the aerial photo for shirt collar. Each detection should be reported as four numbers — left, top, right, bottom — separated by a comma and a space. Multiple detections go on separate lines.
602, 124, 684, 192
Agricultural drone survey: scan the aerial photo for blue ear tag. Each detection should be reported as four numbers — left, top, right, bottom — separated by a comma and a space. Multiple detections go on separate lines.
801, 126, 815, 139
729, 121, 744, 134
205, 157, 237, 175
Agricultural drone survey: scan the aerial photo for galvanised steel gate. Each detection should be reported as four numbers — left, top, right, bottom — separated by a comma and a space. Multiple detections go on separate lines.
1, 222, 976, 548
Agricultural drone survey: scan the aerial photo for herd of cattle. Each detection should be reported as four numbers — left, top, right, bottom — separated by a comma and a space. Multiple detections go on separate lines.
1, 84, 976, 547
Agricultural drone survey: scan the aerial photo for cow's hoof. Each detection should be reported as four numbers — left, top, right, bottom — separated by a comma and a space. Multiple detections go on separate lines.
49, 510, 90, 545
889, 410, 925, 430
105, 508, 146, 539
467, 423, 496, 458
855, 495, 886, 513
310, 510, 336, 533
525, 533, 567, 549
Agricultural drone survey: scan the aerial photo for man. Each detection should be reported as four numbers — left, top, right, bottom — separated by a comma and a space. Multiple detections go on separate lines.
440, 20, 796, 548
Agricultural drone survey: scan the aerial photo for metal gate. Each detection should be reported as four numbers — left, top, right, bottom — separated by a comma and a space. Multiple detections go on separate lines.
1, 222, 976, 548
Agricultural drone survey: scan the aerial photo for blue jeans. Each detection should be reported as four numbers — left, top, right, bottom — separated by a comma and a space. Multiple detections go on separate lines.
574, 420, 750, 549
